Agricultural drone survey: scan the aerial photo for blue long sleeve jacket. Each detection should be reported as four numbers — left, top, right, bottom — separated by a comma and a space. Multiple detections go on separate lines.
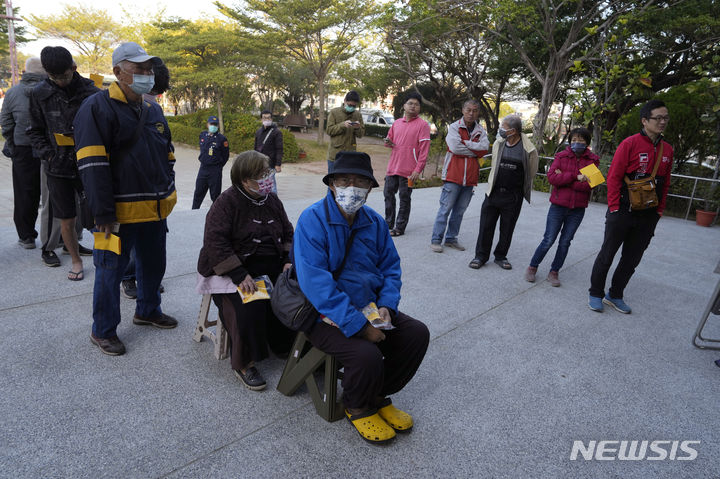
293, 191, 402, 337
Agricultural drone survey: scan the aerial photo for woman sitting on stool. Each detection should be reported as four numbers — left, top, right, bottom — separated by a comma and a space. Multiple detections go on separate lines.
196, 151, 295, 390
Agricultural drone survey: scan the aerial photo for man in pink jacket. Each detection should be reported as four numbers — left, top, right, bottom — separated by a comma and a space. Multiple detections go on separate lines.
383, 92, 431, 236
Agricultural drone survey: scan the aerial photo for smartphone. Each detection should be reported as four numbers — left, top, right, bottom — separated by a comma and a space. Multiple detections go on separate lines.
350, 121, 360, 125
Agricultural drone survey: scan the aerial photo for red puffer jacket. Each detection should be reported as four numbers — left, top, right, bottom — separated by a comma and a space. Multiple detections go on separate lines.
546, 146, 600, 209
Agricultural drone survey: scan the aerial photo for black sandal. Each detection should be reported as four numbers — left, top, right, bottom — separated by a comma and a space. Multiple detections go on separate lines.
390, 229, 404, 237
494, 258, 512, 270
468, 258, 486, 269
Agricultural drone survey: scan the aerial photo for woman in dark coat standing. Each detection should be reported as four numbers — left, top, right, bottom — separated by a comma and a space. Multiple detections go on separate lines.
196, 151, 295, 390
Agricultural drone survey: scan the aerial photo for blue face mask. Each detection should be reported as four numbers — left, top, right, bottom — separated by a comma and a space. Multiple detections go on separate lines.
208, 125, 219, 134
128, 73, 155, 95
570, 142, 587, 154
344, 105, 356, 113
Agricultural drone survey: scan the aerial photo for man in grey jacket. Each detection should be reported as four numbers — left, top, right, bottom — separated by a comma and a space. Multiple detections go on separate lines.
1, 58, 46, 249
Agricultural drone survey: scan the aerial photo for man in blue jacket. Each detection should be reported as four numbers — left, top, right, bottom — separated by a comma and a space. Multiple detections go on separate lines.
293, 151, 429, 444
192, 115, 229, 209
74, 42, 177, 356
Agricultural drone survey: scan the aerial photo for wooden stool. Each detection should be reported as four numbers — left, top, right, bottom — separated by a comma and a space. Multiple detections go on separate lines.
192, 294, 229, 360
277, 332, 344, 422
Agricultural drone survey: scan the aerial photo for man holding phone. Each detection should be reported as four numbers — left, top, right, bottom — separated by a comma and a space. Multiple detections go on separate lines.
326, 90, 365, 170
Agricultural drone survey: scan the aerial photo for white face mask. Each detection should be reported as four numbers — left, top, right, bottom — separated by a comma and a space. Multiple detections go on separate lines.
262, 119, 272, 127
334, 186, 368, 214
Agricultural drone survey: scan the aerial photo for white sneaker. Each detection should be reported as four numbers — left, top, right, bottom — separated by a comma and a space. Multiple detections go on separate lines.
430, 243, 443, 253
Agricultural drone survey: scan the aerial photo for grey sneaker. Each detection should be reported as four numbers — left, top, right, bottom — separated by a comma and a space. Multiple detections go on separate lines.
444, 242, 466, 251
18, 238, 36, 249
430, 243, 443, 253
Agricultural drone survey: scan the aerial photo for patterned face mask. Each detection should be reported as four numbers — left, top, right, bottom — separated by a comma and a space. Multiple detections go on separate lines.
333, 186, 368, 214
256, 173, 275, 194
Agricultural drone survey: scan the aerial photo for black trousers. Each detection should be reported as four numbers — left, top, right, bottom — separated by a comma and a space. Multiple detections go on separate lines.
384, 175, 413, 233
474, 189, 523, 261
306, 312, 429, 410
11, 145, 41, 241
589, 209, 660, 299
212, 256, 295, 371
192, 165, 223, 209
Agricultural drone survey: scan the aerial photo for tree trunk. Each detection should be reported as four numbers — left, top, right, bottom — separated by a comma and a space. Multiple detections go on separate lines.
317, 77, 325, 144
217, 95, 224, 135
533, 81, 557, 154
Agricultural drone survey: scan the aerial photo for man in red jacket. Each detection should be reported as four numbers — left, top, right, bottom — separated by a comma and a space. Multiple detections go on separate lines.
588, 99, 673, 314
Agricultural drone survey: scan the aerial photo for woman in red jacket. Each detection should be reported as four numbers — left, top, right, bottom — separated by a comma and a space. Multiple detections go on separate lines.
525, 127, 600, 286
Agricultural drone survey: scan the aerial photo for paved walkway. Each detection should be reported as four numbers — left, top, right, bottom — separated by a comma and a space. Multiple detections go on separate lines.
1, 145, 719, 478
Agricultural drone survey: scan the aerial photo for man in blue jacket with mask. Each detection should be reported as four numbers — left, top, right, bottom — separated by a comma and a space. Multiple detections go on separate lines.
293, 151, 429, 444
192, 115, 229, 209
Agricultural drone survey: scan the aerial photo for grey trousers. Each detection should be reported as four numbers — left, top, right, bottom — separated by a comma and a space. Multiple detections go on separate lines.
39, 160, 82, 252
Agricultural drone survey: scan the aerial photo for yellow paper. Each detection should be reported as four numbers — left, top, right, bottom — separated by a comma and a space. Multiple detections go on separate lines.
89, 73, 104, 88
238, 279, 270, 303
362, 302, 381, 322
53, 133, 75, 146
93, 232, 121, 254
580, 163, 605, 188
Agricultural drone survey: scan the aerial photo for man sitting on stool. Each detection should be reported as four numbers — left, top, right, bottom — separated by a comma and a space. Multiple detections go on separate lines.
293, 151, 430, 444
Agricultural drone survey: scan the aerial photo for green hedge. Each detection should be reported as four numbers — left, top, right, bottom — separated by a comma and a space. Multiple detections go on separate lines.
167, 111, 300, 163
364, 123, 390, 138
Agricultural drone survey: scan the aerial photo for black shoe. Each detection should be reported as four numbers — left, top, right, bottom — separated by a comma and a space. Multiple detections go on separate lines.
62, 244, 93, 256
494, 258, 512, 270
133, 313, 178, 329
41, 250, 61, 267
18, 237, 36, 249
121, 279, 138, 299
90, 333, 126, 356
234, 366, 267, 391
159, 283, 165, 294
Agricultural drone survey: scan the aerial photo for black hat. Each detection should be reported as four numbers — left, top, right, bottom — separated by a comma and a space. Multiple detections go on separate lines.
323, 151, 379, 187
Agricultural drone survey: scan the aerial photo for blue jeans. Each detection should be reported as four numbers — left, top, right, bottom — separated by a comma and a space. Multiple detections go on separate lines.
431, 182, 474, 244
92, 220, 167, 338
530, 204, 585, 272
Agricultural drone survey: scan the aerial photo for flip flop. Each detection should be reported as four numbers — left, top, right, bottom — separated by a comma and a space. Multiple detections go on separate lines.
68, 269, 84, 281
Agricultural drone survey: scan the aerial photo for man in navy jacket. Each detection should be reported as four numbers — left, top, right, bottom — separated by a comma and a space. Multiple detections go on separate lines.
192, 115, 229, 209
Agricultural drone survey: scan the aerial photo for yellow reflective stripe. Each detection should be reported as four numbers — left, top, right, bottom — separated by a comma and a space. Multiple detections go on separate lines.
77, 145, 108, 161
115, 191, 177, 224
168, 152, 176, 161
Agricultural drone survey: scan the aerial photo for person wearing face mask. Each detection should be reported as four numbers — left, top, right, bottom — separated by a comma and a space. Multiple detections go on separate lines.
326, 90, 365, 168
28, 47, 100, 281
253, 110, 283, 193
525, 127, 599, 286
469, 114, 539, 271
192, 115, 230, 209
293, 151, 429, 444
196, 151, 295, 390
74, 42, 178, 356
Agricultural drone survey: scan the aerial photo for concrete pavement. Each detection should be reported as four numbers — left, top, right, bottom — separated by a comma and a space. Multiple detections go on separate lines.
1, 144, 719, 478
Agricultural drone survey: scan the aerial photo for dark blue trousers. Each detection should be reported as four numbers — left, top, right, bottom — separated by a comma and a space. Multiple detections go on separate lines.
92, 220, 167, 338
192, 165, 223, 209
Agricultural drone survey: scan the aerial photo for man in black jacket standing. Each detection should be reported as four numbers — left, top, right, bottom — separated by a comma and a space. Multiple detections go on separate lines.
1, 57, 46, 250
254, 110, 283, 193
28, 47, 99, 281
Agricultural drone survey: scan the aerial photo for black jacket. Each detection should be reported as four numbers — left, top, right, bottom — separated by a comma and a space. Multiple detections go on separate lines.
1, 72, 46, 149
28, 73, 99, 178
254, 123, 284, 168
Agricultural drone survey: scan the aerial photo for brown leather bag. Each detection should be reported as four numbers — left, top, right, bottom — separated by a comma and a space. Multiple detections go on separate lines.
624, 143, 663, 211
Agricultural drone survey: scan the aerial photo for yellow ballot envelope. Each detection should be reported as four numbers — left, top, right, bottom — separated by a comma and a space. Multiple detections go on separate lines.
53, 133, 75, 146
93, 232, 121, 255
579, 163, 605, 188
238, 279, 271, 303
89, 73, 104, 89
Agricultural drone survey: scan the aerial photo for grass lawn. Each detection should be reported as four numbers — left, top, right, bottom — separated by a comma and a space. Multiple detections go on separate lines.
294, 135, 390, 164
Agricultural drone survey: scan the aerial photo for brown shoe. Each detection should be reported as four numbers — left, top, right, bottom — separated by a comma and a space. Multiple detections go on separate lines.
547, 271, 561, 287
90, 333, 126, 356
525, 266, 537, 283
133, 313, 178, 329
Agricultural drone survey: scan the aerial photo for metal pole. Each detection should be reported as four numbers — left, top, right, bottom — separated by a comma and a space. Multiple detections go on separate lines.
4, 0, 19, 86
685, 178, 698, 220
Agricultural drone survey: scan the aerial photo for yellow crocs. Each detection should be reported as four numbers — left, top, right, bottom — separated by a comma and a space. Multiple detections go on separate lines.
345, 409, 396, 443
377, 400, 413, 432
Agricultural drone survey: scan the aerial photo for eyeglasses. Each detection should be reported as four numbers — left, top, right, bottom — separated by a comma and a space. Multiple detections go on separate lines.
48, 71, 73, 83
648, 116, 670, 122
333, 175, 373, 189
252, 169, 275, 182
